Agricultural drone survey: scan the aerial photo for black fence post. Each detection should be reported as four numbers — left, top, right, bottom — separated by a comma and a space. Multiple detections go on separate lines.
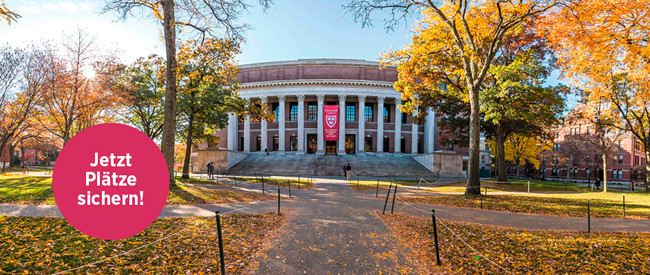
262, 177, 265, 195
431, 209, 442, 265
391, 185, 398, 214
234, 177, 237, 187
215, 211, 226, 275
298, 175, 301, 189
277, 186, 281, 215
480, 196, 483, 209
376, 178, 380, 198
383, 184, 392, 214
288, 180, 292, 198
587, 201, 591, 232
623, 195, 626, 218
357, 177, 360, 191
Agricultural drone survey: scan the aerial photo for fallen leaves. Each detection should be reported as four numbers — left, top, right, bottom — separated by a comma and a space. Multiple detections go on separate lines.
381, 214, 650, 274
0, 213, 286, 273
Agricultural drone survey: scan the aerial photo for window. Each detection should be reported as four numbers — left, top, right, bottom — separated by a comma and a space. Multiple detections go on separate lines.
586, 168, 591, 179
307, 103, 317, 121
365, 105, 373, 122
289, 103, 298, 121
290, 136, 298, 151
239, 137, 244, 151
586, 154, 591, 162
383, 105, 390, 122
346, 103, 356, 122
552, 168, 558, 176
481, 155, 486, 163
617, 169, 623, 179
618, 154, 624, 164
272, 103, 279, 122
635, 155, 640, 165
256, 136, 261, 151
401, 113, 407, 124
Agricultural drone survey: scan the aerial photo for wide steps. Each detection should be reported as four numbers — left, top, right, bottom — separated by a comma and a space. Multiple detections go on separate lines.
226, 154, 433, 177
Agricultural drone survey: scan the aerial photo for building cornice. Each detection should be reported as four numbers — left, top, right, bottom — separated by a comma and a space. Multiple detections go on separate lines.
239, 58, 395, 70
240, 79, 395, 89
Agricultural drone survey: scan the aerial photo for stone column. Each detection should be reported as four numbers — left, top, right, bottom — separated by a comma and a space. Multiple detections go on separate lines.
278, 95, 286, 153
394, 98, 402, 153
424, 107, 435, 153
316, 94, 325, 154
377, 96, 385, 154
227, 113, 237, 151
244, 114, 251, 152
358, 95, 366, 154
411, 108, 418, 155
297, 95, 305, 154
338, 95, 346, 155
261, 96, 268, 152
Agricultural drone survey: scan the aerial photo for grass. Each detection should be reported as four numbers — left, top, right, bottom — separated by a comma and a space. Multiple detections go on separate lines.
0, 174, 54, 205
0, 175, 271, 205
167, 184, 273, 205
0, 213, 286, 273
382, 214, 650, 274
233, 177, 314, 189
403, 191, 650, 219
347, 178, 436, 191
174, 176, 225, 185
432, 179, 593, 193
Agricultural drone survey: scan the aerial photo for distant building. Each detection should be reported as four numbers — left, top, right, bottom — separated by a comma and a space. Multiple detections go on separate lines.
537, 106, 646, 184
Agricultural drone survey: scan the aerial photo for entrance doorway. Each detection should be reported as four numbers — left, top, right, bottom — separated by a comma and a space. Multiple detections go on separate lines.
307, 134, 317, 154
345, 134, 356, 154
325, 141, 337, 154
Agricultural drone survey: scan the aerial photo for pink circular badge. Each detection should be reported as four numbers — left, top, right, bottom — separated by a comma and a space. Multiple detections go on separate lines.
53, 123, 169, 240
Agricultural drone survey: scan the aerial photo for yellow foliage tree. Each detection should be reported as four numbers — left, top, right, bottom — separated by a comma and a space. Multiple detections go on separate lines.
489, 134, 549, 179
0, 1, 20, 25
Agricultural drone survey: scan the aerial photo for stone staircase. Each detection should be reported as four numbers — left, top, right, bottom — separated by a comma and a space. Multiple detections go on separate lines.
225, 153, 434, 177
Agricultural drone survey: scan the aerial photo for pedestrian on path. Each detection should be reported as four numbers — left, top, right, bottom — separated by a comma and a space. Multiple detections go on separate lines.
595, 177, 601, 191
345, 163, 352, 180
631, 180, 636, 191
206, 162, 211, 179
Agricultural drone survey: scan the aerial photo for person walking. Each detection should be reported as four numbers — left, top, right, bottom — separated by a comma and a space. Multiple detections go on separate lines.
206, 162, 211, 179
345, 163, 352, 180
631, 180, 636, 191
594, 177, 601, 191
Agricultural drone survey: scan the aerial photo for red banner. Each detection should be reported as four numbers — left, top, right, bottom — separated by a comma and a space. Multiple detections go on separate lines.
323, 105, 339, 141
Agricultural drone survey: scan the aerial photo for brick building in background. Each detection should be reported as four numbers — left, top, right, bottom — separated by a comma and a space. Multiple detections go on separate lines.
537, 106, 646, 184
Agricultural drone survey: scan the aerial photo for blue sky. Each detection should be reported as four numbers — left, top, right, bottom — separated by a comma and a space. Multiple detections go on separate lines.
0, 0, 575, 108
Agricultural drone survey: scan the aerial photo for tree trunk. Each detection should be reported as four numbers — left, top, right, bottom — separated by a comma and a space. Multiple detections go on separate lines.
645, 150, 650, 192
8, 144, 14, 168
516, 164, 520, 179
465, 86, 481, 195
496, 124, 507, 183
182, 114, 194, 179
603, 152, 608, 192
160, 0, 178, 184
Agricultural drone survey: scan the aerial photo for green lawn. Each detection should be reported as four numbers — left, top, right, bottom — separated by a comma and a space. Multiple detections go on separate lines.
383, 214, 650, 274
0, 174, 54, 204
0, 175, 270, 205
347, 178, 441, 191
403, 191, 650, 219
232, 177, 314, 189
0, 214, 285, 273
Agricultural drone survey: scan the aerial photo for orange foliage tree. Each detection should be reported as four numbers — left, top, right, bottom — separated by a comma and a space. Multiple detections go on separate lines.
347, 0, 560, 194
542, 0, 650, 189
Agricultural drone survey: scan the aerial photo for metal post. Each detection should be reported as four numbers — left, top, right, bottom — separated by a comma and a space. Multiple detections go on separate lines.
277, 186, 281, 215
382, 184, 392, 214
587, 201, 591, 232
484, 182, 487, 196
234, 177, 237, 186
417, 178, 422, 192
215, 211, 226, 275
528, 181, 530, 194
480, 195, 483, 209
288, 180, 292, 198
262, 177, 265, 194
390, 185, 398, 214
357, 177, 360, 191
623, 195, 626, 218
298, 175, 301, 189
431, 209, 442, 265
376, 178, 380, 198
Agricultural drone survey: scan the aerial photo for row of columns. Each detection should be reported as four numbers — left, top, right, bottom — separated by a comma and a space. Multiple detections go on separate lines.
229, 95, 434, 155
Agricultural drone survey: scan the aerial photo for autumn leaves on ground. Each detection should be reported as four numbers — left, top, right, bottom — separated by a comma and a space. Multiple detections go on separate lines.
0, 174, 284, 273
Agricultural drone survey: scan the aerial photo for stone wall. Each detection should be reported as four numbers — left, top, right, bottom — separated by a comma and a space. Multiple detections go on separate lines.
197, 148, 249, 173
413, 151, 465, 178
